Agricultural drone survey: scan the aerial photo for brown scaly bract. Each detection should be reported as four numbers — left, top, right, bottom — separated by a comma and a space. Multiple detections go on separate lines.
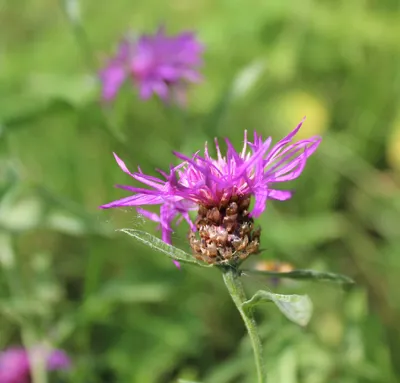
189, 196, 261, 265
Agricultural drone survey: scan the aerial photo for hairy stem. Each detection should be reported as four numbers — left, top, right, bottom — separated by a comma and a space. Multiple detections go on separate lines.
222, 267, 266, 383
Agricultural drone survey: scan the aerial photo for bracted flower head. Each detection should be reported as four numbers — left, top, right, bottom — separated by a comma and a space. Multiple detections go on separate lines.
101, 119, 321, 265
0, 346, 70, 383
99, 26, 203, 104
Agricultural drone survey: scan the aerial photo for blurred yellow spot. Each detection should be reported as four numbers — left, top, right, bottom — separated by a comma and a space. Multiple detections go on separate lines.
255, 260, 294, 273
387, 121, 400, 171
274, 91, 330, 139
315, 313, 343, 346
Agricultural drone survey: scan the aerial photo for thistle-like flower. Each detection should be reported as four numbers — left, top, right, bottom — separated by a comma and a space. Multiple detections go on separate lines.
99, 27, 203, 103
101, 119, 321, 265
0, 347, 70, 383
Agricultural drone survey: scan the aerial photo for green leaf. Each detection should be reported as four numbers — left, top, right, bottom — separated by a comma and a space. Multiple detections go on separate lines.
119, 229, 212, 268
178, 380, 202, 383
242, 290, 313, 326
242, 268, 355, 288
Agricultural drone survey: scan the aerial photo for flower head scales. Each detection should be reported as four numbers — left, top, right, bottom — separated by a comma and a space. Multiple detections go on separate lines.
99, 26, 203, 103
101, 118, 321, 255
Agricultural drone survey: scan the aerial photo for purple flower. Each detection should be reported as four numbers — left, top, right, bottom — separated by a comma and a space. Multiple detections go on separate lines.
0, 347, 70, 383
45, 349, 71, 370
0, 349, 29, 383
99, 27, 203, 103
101, 118, 321, 262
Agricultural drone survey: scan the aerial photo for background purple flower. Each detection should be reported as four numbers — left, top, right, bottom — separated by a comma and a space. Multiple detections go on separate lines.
101, 119, 321, 245
0, 348, 29, 383
0, 347, 70, 383
99, 27, 203, 103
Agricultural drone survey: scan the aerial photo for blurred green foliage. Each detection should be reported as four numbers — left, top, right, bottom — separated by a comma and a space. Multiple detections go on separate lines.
1, 0, 400, 382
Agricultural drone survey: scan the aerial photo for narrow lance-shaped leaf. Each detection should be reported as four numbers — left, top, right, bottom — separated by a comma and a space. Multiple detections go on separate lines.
242, 290, 313, 327
241, 268, 354, 289
118, 229, 212, 267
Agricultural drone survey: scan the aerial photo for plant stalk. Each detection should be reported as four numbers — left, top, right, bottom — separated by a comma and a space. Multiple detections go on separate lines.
222, 267, 266, 383
59, 0, 126, 144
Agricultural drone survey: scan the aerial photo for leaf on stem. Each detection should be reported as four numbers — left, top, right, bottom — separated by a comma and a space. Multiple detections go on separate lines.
119, 229, 212, 267
242, 268, 354, 289
242, 290, 313, 326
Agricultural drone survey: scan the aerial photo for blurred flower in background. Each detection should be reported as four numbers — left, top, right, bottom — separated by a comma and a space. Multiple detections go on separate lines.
254, 260, 295, 287
255, 260, 294, 274
271, 91, 330, 139
99, 26, 203, 104
0, 346, 70, 383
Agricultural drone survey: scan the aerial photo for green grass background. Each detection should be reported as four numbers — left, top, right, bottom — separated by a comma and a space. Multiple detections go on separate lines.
1, 0, 400, 382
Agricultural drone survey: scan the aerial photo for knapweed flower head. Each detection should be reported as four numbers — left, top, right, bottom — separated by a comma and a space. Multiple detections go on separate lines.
0, 346, 70, 383
99, 26, 203, 104
101, 118, 321, 265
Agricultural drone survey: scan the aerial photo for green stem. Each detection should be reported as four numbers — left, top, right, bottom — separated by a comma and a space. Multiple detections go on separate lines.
59, 0, 126, 144
0, 233, 47, 383
21, 328, 48, 383
222, 267, 266, 383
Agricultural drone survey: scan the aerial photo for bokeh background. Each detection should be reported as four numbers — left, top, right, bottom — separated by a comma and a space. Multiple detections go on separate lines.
1, 0, 400, 382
